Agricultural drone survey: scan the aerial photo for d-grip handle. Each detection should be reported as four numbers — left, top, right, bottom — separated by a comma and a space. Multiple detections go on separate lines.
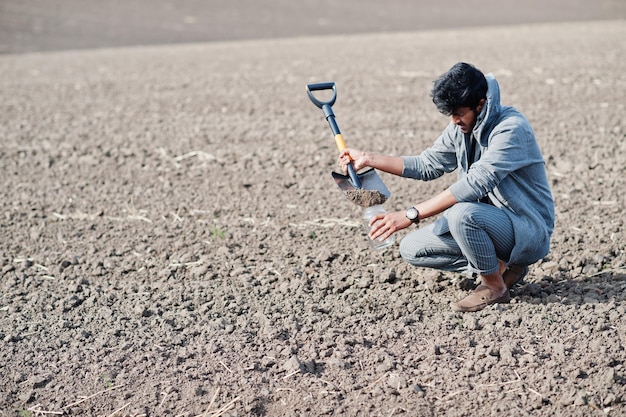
306, 82, 337, 109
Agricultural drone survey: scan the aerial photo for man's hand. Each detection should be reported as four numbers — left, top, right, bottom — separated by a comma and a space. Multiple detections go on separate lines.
368, 211, 413, 242
338, 148, 371, 173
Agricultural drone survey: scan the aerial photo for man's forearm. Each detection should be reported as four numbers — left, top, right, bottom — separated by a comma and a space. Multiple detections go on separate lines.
367, 153, 404, 176
415, 188, 458, 221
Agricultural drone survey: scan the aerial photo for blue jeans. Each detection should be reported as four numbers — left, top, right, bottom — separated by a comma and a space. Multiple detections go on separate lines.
399, 202, 515, 276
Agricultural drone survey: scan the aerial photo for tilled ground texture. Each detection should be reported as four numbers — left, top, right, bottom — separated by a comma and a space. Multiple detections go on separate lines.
0, 20, 625, 417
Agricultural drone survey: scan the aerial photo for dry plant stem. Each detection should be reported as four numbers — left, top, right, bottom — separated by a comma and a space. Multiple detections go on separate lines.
562, 328, 585, 342
439, 389, 467, 402
159, 391, 169, 408
108, 402, 131, 417
439, 371, 523, 402
389, 407, 408, 417
585, 266, 626, 278
62, 385, 123, 409
478, 379, 520, 388
208, 397, 241, 417
366, 373, 388, 389
282, 369, 301, 379
219, 360, 234, 373
201, 388, 220, 417
527, 386, 544, 398
319, 379, 336, 387
515, 370, 544, 398
26, 405, 62, 415
504, 388, 522, 394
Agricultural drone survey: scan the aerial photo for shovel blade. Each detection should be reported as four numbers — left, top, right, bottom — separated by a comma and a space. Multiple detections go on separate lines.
331, 168, 391, 198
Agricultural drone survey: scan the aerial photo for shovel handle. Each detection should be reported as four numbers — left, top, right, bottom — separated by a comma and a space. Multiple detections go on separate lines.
306, 82, 337, 108
332, 131, 362, 190
307, 81, 362, 188
332, 132, 362, 189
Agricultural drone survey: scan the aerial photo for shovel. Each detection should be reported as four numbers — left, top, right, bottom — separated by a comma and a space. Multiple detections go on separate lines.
306, 82, 391, 200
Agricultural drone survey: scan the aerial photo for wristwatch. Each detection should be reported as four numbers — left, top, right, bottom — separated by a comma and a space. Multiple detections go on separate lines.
406, 206, 420, 224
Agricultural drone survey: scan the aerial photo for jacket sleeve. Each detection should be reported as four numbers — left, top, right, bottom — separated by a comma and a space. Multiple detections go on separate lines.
448, 116, 541, 202
401, 123, 459, 181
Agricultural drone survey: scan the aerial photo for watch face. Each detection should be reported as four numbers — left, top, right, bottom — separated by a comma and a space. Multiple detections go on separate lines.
406, 207, 418, 220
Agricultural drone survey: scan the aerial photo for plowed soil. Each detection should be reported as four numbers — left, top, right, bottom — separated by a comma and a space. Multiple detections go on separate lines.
1, 13, 625, 417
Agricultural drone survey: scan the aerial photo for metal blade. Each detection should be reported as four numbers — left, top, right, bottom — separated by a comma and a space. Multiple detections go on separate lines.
331, 168, 391, 199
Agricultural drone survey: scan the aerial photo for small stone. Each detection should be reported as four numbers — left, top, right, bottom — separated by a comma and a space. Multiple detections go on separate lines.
574, 390, 589, 406
463, 315, 481, 330
412, 384, 425, 394
134, 304, 151, 317
59, 260, 72, 272
603, 368, 616, 386
357, 276, 372, 288
31, 375, 50, 389
283, 355, 304, 374
499, 344, 516, 364
19, 389, 34, 404
540, 261, 559, 272
604, 393, 617, 406
216, 246, 230, 257
387, 373, 408, 390
326, 358, 345, 368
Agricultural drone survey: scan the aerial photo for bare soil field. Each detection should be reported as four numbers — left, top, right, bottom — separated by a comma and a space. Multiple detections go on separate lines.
0, 19, 625, 417
2, 0, 625, 53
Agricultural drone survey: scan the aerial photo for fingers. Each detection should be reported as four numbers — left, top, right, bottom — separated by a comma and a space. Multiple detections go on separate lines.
368, 212, 411, 241
337, 155, 349, 174
368, 214, 390, 240
337, 148, 356, 173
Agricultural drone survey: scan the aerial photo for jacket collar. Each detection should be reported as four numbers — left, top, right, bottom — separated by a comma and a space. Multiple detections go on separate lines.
472, 73, 501, 145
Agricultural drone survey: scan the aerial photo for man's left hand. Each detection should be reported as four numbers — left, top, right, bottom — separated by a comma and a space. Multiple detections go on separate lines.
368, 211, 412, 242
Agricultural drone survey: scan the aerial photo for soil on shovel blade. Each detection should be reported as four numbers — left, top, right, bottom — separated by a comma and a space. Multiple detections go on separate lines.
344, 189, 388, 207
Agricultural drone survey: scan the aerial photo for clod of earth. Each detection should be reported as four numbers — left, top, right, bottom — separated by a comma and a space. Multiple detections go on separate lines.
344, 189, 388, 207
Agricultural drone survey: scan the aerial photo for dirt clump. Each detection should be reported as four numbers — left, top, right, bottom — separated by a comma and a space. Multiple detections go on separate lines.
344, 189, 388, 207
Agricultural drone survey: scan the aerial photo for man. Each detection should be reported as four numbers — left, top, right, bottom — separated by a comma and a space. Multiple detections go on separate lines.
338, 62, 555, 312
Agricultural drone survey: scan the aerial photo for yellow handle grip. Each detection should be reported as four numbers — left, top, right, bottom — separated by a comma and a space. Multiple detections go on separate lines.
334, 134, 347, 152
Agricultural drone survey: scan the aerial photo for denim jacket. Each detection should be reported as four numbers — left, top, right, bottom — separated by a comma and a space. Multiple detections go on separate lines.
402, 74, 555, 266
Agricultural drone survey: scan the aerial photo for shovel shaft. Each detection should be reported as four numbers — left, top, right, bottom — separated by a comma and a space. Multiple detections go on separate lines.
325, 115, 362, 188
307, 81, 362, 188
324, 105, 363, 188
345, 160, 362, 189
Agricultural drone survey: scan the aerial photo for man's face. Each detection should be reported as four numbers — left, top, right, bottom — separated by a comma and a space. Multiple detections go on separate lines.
451, 107, 477, 134
450, 100, 485, 134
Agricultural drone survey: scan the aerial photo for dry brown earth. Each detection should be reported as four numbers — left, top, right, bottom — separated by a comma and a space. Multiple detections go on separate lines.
0, 19, 625, 417
2, 0, 625, 53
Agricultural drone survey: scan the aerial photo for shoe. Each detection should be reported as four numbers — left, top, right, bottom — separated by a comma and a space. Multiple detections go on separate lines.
503, 264, 529, 289
451, 285, 511, 312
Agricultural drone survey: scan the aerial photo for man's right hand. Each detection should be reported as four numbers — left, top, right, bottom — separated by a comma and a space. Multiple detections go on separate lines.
338, 148, 370, 174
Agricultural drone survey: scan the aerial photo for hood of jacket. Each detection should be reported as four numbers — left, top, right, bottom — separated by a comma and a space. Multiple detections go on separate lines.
473, 73, 501, 145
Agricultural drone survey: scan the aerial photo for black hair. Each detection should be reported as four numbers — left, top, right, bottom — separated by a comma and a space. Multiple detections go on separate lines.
431, 62, 488, 116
